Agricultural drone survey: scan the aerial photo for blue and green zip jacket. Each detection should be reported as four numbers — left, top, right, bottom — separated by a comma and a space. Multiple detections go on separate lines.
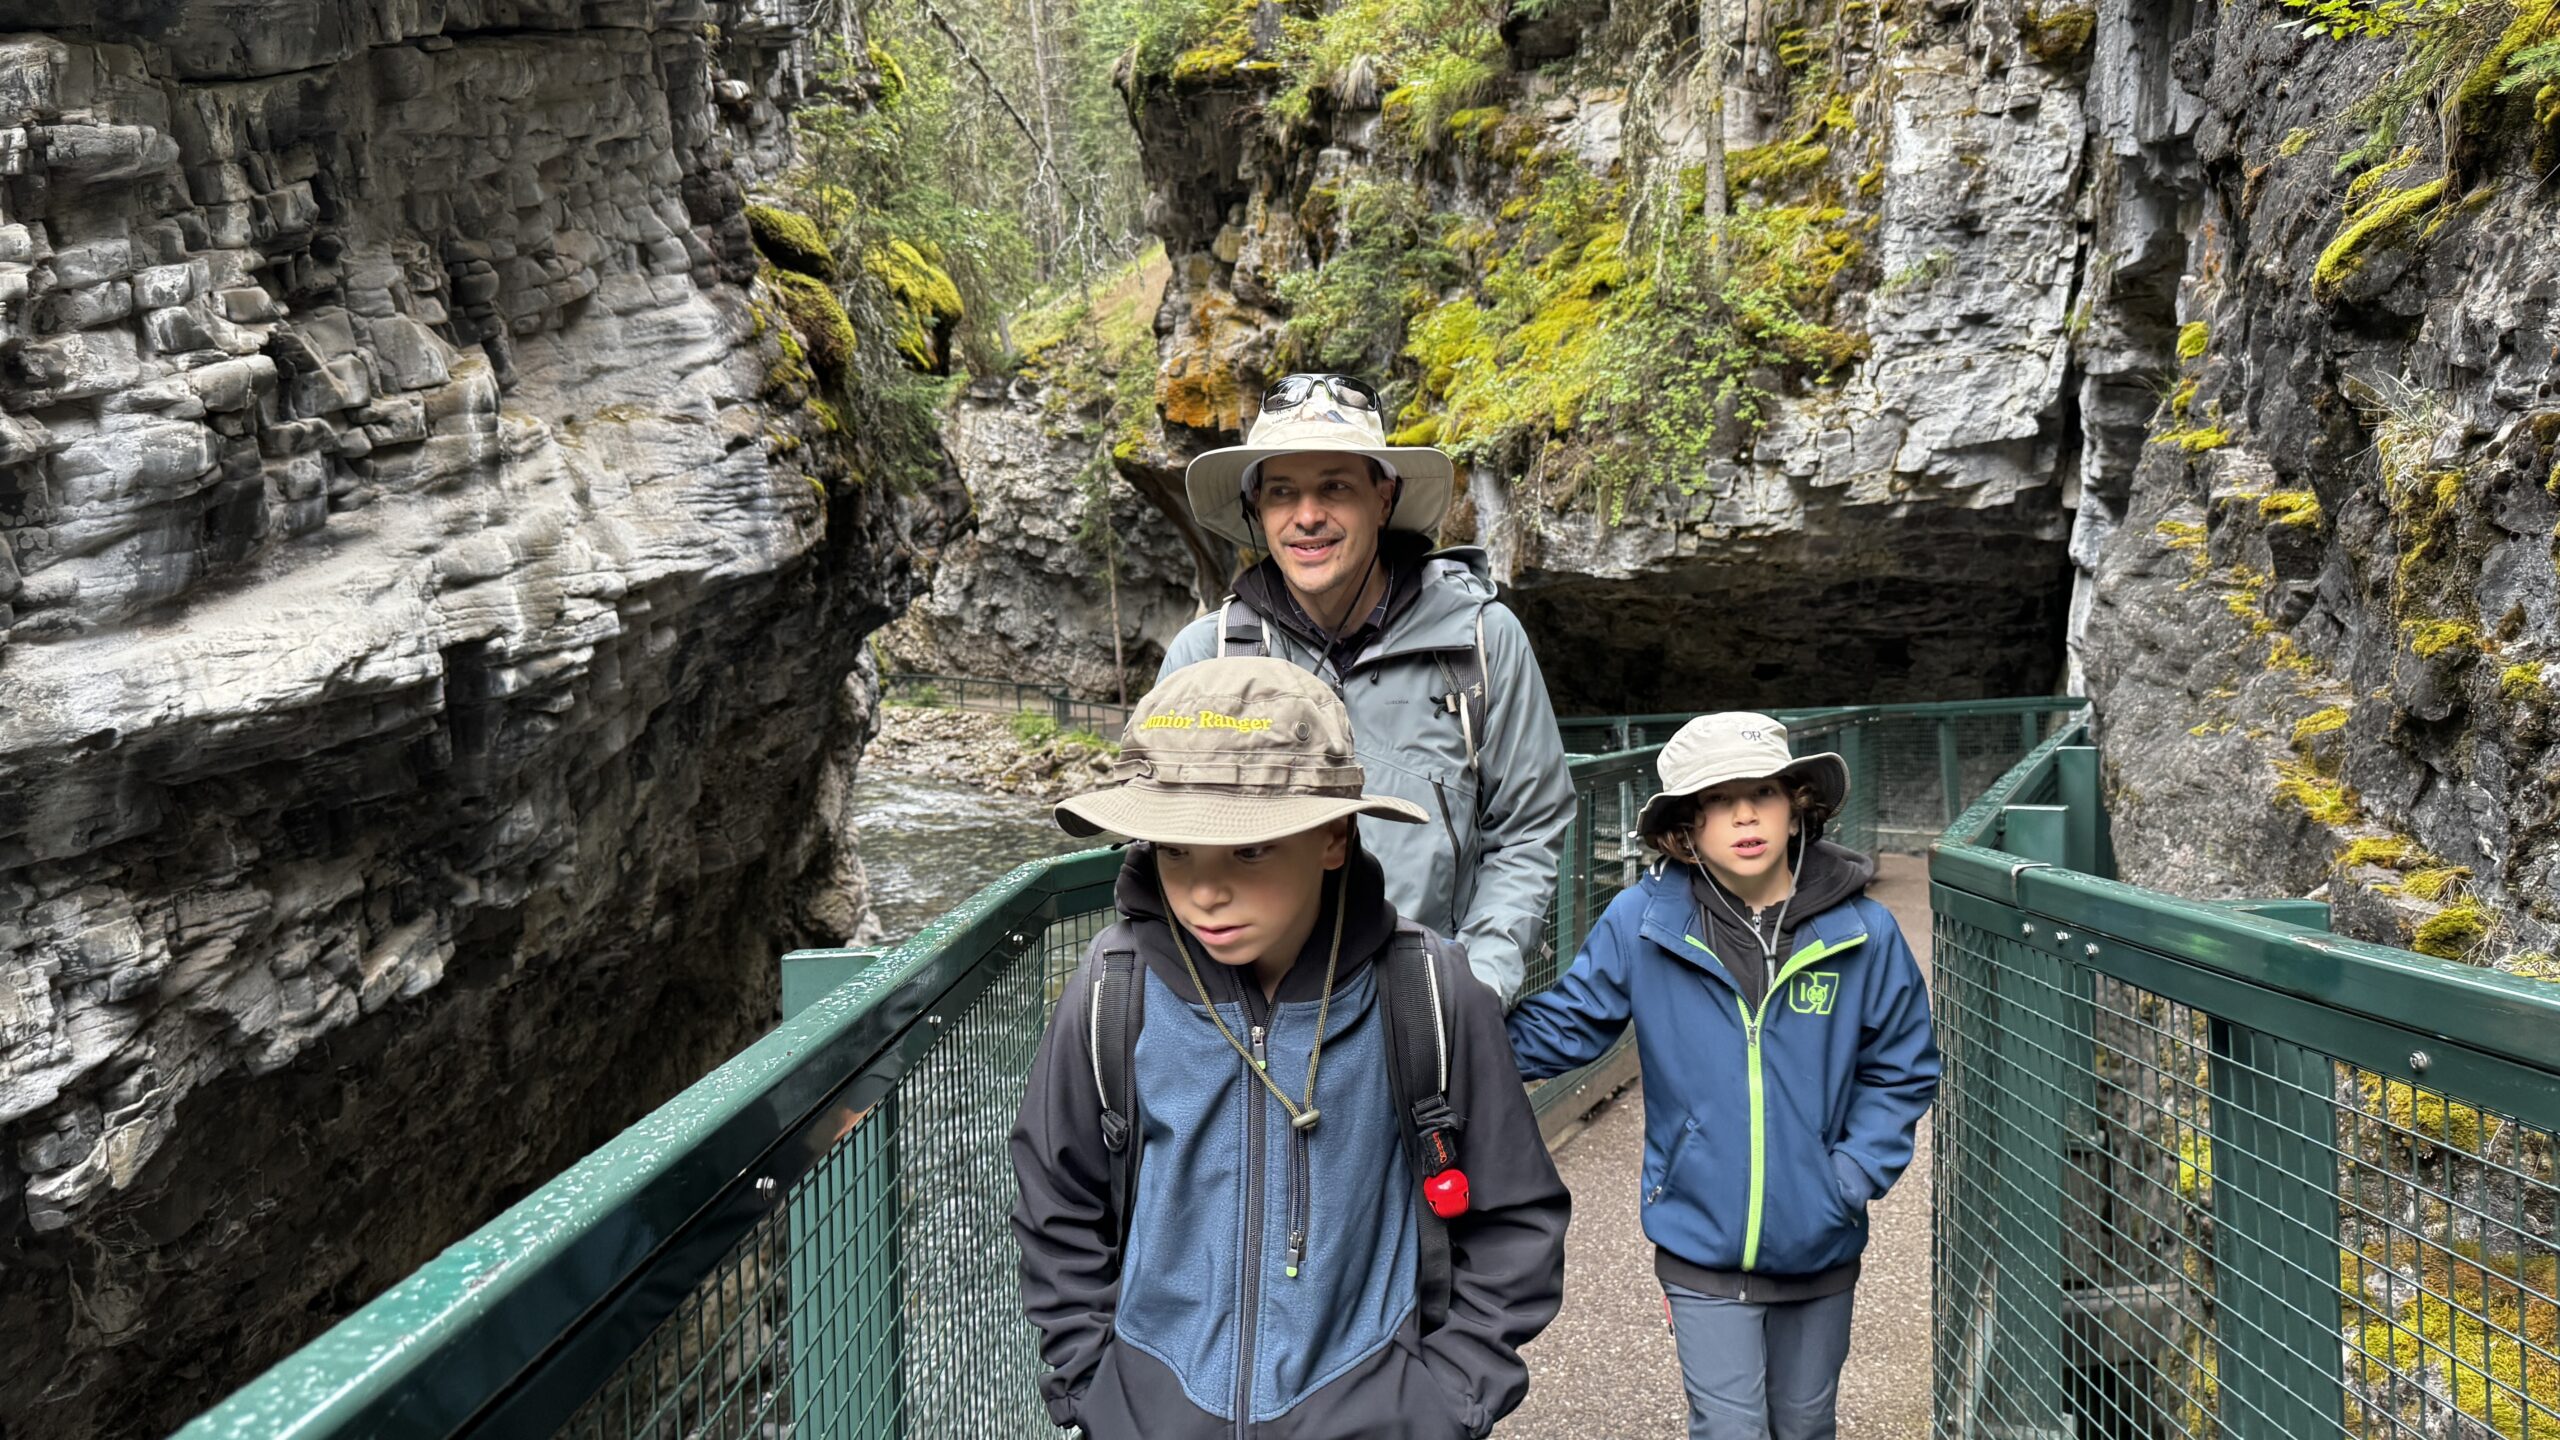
1012, 845, 1570, 1438
1506, 850, 1938, 1286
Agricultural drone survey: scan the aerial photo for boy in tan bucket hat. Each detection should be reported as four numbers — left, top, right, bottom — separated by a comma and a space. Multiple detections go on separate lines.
1012, 657, 1569, 1440
1507, 712, 1939, 1440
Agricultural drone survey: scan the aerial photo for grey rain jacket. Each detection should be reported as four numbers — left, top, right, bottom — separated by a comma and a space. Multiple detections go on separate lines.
1156, 544, 1577, 1004
1009, 844, 1571, 1439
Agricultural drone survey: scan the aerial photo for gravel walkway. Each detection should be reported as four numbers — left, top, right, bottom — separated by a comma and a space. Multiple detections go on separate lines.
1499, 854, 1937, 1440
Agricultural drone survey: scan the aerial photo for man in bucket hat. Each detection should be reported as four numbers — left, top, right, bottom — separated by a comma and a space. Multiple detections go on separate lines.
1013, 657, 1570, 1439
1158, 372, 1576, 1004
1506, 712, 1939, 1440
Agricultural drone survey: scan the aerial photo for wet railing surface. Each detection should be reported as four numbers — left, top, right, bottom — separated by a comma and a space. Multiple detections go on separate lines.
169, 695, 2560, 1440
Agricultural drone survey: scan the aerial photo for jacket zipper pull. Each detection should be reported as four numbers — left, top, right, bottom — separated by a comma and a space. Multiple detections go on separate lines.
1250, 1024, 1268, 1070
1286, 1233, 1304, 1279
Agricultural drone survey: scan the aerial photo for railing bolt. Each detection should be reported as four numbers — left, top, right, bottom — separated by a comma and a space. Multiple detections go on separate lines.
2022, 922, 2035, 936
755, 1176, 777, 1199
2408, 1050, 2431, 1075
2053, 932, 2071, 943
927, 1014, 945, 1027
2085, 943, 2100, 958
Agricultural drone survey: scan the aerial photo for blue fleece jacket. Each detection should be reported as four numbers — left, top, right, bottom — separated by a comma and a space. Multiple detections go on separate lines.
1506, 863, 1939, 1278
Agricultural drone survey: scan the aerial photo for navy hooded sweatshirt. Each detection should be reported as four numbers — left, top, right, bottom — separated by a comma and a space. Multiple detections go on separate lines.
1010, 844, 1570, 1439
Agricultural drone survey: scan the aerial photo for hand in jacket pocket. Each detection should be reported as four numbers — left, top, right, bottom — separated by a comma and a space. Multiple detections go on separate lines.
1828, 1149, 1877, 1219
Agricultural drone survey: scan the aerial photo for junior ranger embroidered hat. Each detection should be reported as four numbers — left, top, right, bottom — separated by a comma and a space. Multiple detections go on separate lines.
1056, 658, 1432, 847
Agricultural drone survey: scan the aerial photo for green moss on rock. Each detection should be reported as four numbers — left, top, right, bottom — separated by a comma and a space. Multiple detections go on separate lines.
2155, 421, 2233, 453
2392, 864, 2474, 902
2454, 0, 2559, 150
2176, 320, 2210, 361
867, 240, 964, 371
1728, 139, 1832, 194
2260, 489, 2323, 526
2339, 836, 2418, 870
2405, 617, 2482, 658
2413, 900, 2489, 959
2292, 706, 2349, 746
2021, 3, 2096, 63
766, 268, 855, 390
747, 204, 836, 281
2275, 760, 2360, 826
2314, 177, 2447, 306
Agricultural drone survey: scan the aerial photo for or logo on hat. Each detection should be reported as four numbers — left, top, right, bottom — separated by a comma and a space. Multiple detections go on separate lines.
1789, 971, 1840, 1016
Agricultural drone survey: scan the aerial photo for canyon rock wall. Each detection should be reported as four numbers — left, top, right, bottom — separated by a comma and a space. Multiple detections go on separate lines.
0, 2, 942, 1433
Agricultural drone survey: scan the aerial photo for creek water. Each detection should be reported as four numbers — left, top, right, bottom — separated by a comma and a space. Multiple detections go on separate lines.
853, 770, 1095, 943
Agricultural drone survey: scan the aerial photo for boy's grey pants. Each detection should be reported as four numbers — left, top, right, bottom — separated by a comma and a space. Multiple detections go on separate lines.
1663, 1284, 1857, 1440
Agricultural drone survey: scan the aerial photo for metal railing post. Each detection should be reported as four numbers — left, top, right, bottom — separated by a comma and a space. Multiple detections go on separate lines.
1990, 806, 2084, 1433
1556, 787, 1589, 961
1836, 722, 1868, 854
1619, 778, 1640, 888
2207, 894, 2344, 1440
2054, 746, 2102, 876
1938, 718, 1963, 826
2207, 1017, 2344, 1440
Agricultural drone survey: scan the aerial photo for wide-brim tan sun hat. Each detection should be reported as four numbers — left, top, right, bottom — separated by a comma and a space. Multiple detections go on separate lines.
1633, 711, 1851, 837
1182, 397, 1456, 550
1056, 656, 1430, 847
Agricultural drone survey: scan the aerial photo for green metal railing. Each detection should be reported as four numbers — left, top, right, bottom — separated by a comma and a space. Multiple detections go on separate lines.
173, 719, 1768, 1438
880, 671, 1133, 736
171, 695, 2159, 1440
1930, 722, 2560, 1440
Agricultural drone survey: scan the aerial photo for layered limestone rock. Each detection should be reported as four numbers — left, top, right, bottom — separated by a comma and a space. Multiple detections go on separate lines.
1119, 1, 2084, 713
879, 250, 1207, 699
876, 371, 1202, 698
0, 3, 940, 1433
2078, 2, 2560, 973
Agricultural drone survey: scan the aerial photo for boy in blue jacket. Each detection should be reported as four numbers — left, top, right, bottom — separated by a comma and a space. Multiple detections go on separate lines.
1507, 712, 1939, 1440
1012, 657, 1570, 1439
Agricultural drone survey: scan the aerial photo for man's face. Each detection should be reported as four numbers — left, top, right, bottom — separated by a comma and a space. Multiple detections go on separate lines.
1252, 452, 1397, 613
1155, 822, 1350, 970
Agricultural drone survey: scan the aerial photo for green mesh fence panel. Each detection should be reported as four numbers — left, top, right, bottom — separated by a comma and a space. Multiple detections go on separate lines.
1930, 905, 2560, 1440
544, 906, 1116, 1440
1931, 723, 2560, 1440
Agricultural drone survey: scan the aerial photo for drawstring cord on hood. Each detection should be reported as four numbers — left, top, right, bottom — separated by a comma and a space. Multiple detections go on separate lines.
1699, 826, 1803, 972
1162, 868, 1347, 1134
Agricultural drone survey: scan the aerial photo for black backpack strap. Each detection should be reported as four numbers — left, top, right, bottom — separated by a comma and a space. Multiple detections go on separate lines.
1214, 595, 1266, 658
1378, 925, 1461, 1332
1088, 927, 1144, 1245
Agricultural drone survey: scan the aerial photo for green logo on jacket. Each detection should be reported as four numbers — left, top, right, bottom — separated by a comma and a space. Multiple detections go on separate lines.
1789, 971, 1840, 1016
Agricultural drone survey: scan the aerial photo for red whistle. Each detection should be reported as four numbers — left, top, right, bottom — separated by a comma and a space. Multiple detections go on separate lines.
1424, 1168, 1471, 1218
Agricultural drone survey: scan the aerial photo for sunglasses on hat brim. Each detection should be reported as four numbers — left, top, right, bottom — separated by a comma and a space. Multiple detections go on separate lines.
1262, 373, 1381, 415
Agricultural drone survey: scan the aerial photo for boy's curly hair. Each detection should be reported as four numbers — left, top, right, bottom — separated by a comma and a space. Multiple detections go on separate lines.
1640, 776, 1837, 860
